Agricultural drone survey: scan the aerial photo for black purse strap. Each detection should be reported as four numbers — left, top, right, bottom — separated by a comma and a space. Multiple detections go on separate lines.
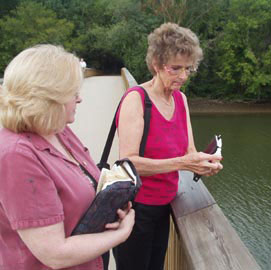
97, 86, 152, 170
79, 164, 98, 190
139, 87, 152, 157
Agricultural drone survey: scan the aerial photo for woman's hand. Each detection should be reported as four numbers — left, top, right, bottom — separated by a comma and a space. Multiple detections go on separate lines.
105, 202, 135, 240
181, 152, 223, 176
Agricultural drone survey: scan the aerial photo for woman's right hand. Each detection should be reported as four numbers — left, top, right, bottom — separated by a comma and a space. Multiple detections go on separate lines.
181, 151, 223, 176
105, 202, 135, 242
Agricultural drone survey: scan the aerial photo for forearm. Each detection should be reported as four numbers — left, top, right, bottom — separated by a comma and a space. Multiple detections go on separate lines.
125, 151, 222, 177
51, 229, 126, 269
126, 155, 189, 176
18, 221, 131, 270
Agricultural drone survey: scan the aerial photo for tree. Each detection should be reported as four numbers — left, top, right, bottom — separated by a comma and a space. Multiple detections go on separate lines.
0, 1, 74, 74
140, 0, 187, 25
0, 0, 20, 18
1, 0, 270, 101
71, 0, 162, 80
214, 0, 271, 99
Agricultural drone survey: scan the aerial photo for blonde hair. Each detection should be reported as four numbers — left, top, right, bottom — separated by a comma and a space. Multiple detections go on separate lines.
0, 44, 83, 135
146, 22, 203, 75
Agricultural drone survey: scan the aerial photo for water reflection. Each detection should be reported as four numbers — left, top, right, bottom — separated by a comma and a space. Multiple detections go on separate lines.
191, 114, 271, 270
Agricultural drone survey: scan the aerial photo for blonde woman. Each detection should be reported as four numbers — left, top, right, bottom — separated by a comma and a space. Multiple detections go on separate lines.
0, 44, 134, 270
114, 23, 223, 270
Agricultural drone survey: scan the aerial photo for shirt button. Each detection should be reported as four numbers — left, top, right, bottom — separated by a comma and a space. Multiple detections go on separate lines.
83, 161, 87, 166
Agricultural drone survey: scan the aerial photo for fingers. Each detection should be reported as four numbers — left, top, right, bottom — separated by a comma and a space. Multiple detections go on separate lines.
198, 152, 223, 169
120, 201, 133, 216
202, 161, 223, 177
117, 208, 126, 220
119, 209, 135, 239
199, 152, 223, 162
188, 151, 223, 176
206, 160, 223, 170
105, 201, 134, 231
117, 201, 133, 219
124, 209, 135, 225
105, 221, 120, 230
124, 201, 132, 212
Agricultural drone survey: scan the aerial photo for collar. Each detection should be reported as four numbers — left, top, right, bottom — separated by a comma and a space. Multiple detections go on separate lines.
22, 131, 67, 158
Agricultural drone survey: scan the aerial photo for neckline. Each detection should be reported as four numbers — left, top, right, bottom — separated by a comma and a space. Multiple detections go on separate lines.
148, 90, 177, 122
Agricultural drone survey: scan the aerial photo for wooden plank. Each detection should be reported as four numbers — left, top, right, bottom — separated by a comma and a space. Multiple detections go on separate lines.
171, 171, 215, 218
121, 67, 138, 89
83, 68, 103, 78
165, 217, 189, 270
176, 204, 261, 270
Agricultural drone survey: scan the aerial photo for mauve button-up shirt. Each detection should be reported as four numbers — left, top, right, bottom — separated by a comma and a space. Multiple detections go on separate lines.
0, 126, 103, 270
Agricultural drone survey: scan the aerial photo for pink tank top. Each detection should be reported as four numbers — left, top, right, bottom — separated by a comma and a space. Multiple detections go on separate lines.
116, 87, 188, 205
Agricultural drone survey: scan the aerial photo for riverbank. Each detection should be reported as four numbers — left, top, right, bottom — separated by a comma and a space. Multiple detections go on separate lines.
188, 98, 271, 114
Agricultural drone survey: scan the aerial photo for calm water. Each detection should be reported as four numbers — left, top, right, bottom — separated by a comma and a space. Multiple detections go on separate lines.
191, 114, 271, 270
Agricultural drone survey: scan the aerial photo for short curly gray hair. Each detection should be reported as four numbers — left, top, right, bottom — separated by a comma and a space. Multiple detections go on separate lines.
146, 22, 203, 75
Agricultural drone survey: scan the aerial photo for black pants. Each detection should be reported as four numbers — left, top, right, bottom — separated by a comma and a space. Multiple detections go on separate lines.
113, 202, 170, 270
102, 251, 109, 270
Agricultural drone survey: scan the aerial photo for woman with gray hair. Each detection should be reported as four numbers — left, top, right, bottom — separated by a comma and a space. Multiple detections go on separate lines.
0, 44, 134, 270
113, 23, 223, 270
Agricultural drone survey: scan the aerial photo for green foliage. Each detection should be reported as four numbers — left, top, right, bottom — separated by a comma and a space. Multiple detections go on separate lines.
212, 0, 271, 99
0, 0, 271, 101
0, 0, 20, 18
70, 0, 162, 81
140, 0, 188, 24
0, 1, 74, 73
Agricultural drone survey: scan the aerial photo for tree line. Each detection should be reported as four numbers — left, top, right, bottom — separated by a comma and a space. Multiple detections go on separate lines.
0, 0, 270, 101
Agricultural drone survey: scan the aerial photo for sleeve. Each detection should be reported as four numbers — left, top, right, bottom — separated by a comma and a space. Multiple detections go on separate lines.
0, 148, 64, 230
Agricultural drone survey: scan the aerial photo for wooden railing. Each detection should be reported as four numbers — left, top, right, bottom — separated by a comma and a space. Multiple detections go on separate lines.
120, 67, 261, 270
121, 67, 138, 89
83, 68, 103, 78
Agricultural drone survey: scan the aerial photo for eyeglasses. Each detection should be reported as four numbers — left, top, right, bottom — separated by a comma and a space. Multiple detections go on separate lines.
164, 64, 196, 76
74, 91, 81, 100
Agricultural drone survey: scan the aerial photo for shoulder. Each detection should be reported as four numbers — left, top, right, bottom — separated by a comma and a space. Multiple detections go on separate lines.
174, 90, 188, 107
124, 86, 146, 103
0, 130, 43, 181
116, 87, 146, 127
180, 91, 187, 100
0, 128, 35, 158
120, 87, 147, 111
174, 90, 187, 100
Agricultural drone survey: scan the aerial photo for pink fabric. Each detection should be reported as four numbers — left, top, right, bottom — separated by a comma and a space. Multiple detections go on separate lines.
116, 87, 188, 205
0, 126, 103, 270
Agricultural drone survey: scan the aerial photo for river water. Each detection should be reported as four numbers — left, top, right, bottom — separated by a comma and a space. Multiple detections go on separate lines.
191, 114, 271, 270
